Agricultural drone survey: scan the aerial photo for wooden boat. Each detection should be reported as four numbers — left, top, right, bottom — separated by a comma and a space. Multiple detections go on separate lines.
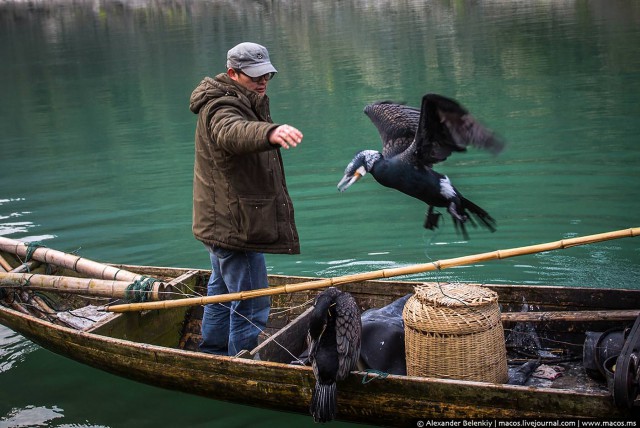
1, 236, 639, 425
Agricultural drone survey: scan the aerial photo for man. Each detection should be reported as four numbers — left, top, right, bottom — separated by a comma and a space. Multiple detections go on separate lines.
189, 42, 303, 356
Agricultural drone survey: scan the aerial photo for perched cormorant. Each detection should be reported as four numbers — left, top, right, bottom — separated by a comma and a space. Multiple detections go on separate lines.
307, 287, 362, 423
337, 93, 505, 239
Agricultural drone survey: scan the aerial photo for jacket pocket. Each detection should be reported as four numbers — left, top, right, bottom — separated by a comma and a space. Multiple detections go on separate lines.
238, 197, 278, 244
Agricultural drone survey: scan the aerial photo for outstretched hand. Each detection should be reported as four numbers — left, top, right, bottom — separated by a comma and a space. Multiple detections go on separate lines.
269, 124, 303, 149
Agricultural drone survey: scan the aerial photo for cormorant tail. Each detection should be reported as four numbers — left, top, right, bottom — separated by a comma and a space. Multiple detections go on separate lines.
310, 382, 337, 423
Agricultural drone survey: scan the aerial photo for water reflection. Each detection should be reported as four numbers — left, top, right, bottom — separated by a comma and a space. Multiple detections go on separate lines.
0, 199, 33, 237
0, 405, 64, 428
0, 327, 37, 374
0, 405, 106, 428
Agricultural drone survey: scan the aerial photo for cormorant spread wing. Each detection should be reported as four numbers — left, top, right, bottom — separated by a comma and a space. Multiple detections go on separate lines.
413, 93, 504, 166
364, 101, 420, 159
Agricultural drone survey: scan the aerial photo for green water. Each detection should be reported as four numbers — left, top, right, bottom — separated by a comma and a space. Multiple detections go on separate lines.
1, 1, 639, 426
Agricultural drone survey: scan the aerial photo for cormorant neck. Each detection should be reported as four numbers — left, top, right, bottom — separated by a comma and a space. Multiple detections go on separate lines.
359, 150, 382, 172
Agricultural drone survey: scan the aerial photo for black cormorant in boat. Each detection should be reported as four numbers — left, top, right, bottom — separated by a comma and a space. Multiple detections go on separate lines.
307, 287, 362, 423
337, 93, 505, 239
359, 293, 412, 376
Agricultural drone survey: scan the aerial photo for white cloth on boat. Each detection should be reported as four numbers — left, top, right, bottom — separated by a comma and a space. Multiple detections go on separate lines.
57, 305, 116, 331
532, 364, 564, 380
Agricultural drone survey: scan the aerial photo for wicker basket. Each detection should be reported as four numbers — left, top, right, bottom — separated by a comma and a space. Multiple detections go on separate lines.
402, 283, 508, 383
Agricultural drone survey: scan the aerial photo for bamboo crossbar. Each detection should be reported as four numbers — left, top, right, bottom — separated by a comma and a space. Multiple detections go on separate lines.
104, 227, 639, 313
10, 261, 40, 274
0, 237, 143, 282
0, 272, 140, 298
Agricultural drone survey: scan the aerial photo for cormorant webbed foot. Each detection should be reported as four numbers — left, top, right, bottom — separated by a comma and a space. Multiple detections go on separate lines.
424, 206, 442, 230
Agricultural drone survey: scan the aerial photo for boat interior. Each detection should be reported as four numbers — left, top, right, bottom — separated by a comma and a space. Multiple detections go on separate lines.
1, 250, 639, 409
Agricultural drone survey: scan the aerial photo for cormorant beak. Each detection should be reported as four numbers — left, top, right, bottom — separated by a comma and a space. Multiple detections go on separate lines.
337, 167, 367, 192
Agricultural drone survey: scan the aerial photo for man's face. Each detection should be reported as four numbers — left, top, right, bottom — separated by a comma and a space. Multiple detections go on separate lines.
228, 69, 273, 96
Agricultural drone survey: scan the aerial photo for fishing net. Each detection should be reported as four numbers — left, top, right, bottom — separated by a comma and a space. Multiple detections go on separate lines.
402, 282, 508, 383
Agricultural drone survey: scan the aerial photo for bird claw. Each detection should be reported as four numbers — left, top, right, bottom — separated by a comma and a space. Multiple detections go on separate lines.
447, 203, 471, 240
447, 202, 468, 224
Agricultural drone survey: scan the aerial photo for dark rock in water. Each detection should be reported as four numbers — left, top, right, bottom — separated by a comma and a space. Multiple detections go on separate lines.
359, 294, 412, 375
507, 359, 541, 385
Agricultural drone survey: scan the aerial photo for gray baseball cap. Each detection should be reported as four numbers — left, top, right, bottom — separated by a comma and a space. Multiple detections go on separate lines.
226, 42, 278, 77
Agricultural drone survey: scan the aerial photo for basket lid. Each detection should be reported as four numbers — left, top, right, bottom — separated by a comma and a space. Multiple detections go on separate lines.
414, 283, 498, 307
403, 282, 502, 335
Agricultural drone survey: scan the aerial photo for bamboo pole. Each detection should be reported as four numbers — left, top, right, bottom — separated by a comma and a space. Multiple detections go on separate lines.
0, 272, 163, 300
6, 297, 32, 316
104, 227, 639, 313
0, 254, 11, 272
9, 261, 41, 274
0, 237, 149, 283
31, 294, 57, 315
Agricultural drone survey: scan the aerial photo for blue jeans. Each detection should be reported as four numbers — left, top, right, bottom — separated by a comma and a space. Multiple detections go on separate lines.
199, 245, 270, 356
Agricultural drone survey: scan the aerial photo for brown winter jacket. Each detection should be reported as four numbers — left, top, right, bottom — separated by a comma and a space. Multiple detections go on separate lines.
189, 73, 300, 254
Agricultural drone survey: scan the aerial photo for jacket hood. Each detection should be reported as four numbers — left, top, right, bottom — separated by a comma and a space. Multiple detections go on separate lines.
189, 75, 234, 114
190, 73, 267, 115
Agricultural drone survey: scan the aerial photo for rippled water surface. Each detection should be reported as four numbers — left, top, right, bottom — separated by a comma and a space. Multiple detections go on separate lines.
1, 1, 639, 427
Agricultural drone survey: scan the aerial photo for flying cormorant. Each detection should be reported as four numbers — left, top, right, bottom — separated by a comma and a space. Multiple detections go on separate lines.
307, 287, 362, 423
337, 93, 505, 239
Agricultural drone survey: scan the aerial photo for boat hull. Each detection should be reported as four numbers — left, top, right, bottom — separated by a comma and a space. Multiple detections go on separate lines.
1, 270, 637, 425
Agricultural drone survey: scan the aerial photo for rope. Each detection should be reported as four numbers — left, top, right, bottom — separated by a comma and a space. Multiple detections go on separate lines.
24, 242, 42, 263
124, 276, 158, 303
361, 369, 389, 384
22, 274, 33, 287
217, 301, 307, 364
